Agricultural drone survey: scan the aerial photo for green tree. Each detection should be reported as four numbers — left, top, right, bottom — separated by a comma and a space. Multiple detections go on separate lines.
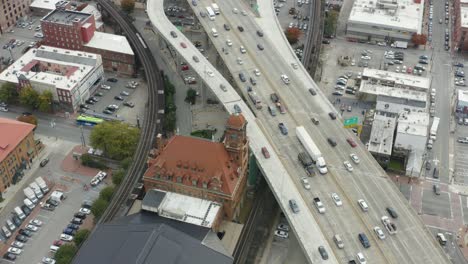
99, 186, 115, 202
185, 88, 197, 105
164, 111, 176, 132
55, 244, 77, 264
121, 0, 135, 13
91, 198, 109, 220
285, 28, 302, 44
324, 10, 339, 37
19, 87, 39, 109
73, 229, 91, 248
38, 90, 53, 112
112, 169, 126, 185
0, 83, 18, 103
90, 121, 140, 160
120, 157, 133, 170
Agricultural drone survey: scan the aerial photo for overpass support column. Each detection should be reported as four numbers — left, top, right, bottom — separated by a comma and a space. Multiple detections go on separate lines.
248, 152, 260, 186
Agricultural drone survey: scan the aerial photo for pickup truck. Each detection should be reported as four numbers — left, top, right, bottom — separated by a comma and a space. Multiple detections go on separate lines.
313, 197, 325, 214
381, 216, 397, 235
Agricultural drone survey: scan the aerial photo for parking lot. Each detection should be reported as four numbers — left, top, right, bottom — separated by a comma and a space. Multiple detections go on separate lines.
454, 124, 468, 184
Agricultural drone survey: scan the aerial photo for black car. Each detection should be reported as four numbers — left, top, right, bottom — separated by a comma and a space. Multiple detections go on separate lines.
322, 39, 330, 44
12, 216, 21, 226
82, 200, 92, 209
250, 77, 257, 85
95, 92, 104, 97
71, 218, 83, 225
170, 31, 177, 38
257, 44, 264, 50
223, 24, 230, 31
19, 229, 32, 237
21, 205, 31, 216
318, 246, 328, 260
107, 78, 118, 82
42, 204, 55, 211
3, 253, 16, 261
47, 199, 59, 207
74, 212, 87, 219
328, 112, 337, 120
239, 73, 246, 82
327, 138, 337, 147
237, 26, 244, 32
15, 235, 28, 242
103, 109, 113, 115
40, 158, 49, 167
358, 233, 370, 248
386, 207, 398, 219
79, 104, 90, 110
308, 88, 317, 96
114, 96, 124, 101
85, 99, 95, 105
257, 30, 264, 37
67, 224, 80, 230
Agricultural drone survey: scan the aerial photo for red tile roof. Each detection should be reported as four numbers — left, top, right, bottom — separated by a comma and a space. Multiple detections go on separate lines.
0, 118, 36, 162
144, 135, 241, 196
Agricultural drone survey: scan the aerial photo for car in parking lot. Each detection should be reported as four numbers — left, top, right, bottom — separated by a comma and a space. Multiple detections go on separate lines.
274, 230, 289, 239
3, 253, 16, 261
343, 161, 353, 171
281, 74, 290, 84
60, 234, 73, 241
277, 223, 289, 232
331, 193, 342, 206
53, 240, 64, 247
103, 109, 113, 115
107, 78, 118, 82
26, 224, 38, 232
8, 247, 22, 255
42, 257, 56, 264
301, 177, 311, 190
79, 208, 91, 215
114, 95, 124, 101
308, 88, 317, 95
67, 224, 80, 230
289, 199, 299, 213
120, 91, 130, 96
63, 228, 76, 236
19, 229, 32, 237
71, 218, 83, 225
11, 241, 24, 248
15, 235, 28, 242
239, 72, 246, 82
123, 101, 135, 108
12, 215, 21, 226
278, 123, 288, 135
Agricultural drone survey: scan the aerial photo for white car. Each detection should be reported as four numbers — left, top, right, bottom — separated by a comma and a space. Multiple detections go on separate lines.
42, 257, 56, 264
301, 177, 311, 190
343, 161, 353, 172
291, 62, 298, 69
277, 223, 289, 232
226, 39, 233, 47
79, 208, 91, 214
236, 57, 243, 65
0, 107, 8, 112
356, 252, 367, 264
374, 226, 386, 240
350, 153, 360, 164
253, 69, 261, 76
26, 224, 38, 232
331, 193, 342, 206
87, 148, 95, 155
358, 199, 369, 212
101, 84, 111, 90
281, 74, 290, 84
240, 46, 247, 54
361, 55, 371, 60
395, 66, 400, 73
232, 8, 239, 14
30, 219, 43, 226
60, 234, 73, 241
241, 10, 247, 16
8, 247, 22, 255
205, 70, 214, 77
11, 241, 24, 248
274, 230, 289, 239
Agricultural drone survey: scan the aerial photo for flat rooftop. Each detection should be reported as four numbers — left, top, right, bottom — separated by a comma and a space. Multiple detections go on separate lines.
362, 68, 431, 91
30, 0, 62, 10
0, 46, 101, 91
348, 0, 424, 34
142, 189, 221, 228
360, 83, 427, 102
368, 114, 396, 156
84, 31, 134, 55
42, 9, 91, 25
396, 112, 429, 137
459, 89, 468, 103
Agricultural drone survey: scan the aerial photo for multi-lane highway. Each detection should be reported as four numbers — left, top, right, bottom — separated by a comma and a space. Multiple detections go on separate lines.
148, 0, 450, 263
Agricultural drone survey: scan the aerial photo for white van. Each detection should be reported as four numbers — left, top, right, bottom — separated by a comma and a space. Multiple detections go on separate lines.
24, 198, 35, 210
2, 226, 11, 238
14, 206, 26, 220
211, 28, 218, 37
437, 233, 447, 246
6, 219, 16, 231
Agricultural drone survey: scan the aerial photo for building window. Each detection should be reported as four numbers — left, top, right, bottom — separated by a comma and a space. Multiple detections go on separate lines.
202, 182, 207, 189
192, 179, 197, 186
176, 176, 182, 183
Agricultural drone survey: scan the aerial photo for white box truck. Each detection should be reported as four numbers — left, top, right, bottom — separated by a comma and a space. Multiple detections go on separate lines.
296, 126, 328, 174
430, 117, 440, 141
35, 176, 49, 193
211, 3, 220, 14
29, 182, 43, 199
14, 206, 25, 220
24, 187, 38, 204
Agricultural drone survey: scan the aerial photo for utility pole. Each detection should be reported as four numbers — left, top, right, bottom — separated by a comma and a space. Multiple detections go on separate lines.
80, 125, 86, 147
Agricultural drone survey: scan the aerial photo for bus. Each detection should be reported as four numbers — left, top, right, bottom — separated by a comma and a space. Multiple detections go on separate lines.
206, 6, 215, 20
81, 110, 125, 122
76, 115, 104, 126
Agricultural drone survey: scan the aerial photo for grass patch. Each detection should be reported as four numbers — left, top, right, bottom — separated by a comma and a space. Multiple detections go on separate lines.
190, 129, 216, 139
388, 159, 404, 171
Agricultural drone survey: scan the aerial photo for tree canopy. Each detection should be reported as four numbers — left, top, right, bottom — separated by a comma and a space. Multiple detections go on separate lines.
55, 244, 77, 264
19, 87, 39, 110
73, 229, 91, 248
285, 28, 302, 44
38, 90, 54, 112
90, 121, 140, 160
0, 83, 18, 103
324, 10, 339, 37
412, 34, 427, 46
121, 0, 135, 13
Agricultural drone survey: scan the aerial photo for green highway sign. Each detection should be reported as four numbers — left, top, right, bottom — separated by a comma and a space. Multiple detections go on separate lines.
344, 117, 359, 127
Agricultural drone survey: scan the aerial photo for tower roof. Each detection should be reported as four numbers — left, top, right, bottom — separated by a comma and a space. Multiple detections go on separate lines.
226, 114, 246, 128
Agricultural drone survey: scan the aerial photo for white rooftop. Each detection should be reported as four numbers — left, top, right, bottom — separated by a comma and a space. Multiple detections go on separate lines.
0, 46, 101, 91
360, 83, 427, 102
348, 0, 424, 34
462, 7, 468, 28
397, 111, 429, 137
459, 89, 468, 103
30, 0, 61, 10
158, 191, 221, 228
368, 113, 396, 156
84, 31, 134, 55
362, 68, 431, 91
375, 99, 426, 114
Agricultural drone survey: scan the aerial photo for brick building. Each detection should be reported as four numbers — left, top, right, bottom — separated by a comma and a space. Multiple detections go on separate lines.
454, 0, 468, 52
0, 0, 32, 34
41, 8, 135, 75
143, 114, 249, 221
0, 118, 39, 192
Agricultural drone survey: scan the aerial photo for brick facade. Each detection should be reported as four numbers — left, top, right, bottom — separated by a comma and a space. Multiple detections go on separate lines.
0, 0, 32, 34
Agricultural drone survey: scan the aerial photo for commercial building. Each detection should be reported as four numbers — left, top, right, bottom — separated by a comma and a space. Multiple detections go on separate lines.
0, 0, 32, 34
457, 89, 468, 115
453, 0, 468, 52
367, 113, 397, 164
41, 8, 134, 75
0, 45, 104, 112
0, 118, 39, 192
73, 211, 233, 264
143, 114, 249, 221
346, 0, 424, 43
393, 112, 429, 176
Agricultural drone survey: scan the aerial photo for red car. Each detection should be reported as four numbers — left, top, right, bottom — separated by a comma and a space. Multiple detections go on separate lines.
346, 138, 357, 148
181, 65, 189, 71
180, 42, 187, 48
53, 240, 64, 246
261, 147, 270, 159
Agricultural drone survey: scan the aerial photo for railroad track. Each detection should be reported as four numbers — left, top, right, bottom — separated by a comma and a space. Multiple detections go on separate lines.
302, 0, 323, 75
95, 0, 163, 223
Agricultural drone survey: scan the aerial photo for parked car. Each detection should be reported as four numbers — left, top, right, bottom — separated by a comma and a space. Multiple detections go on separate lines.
15, 235, 28, 242
25, 224, 38, 232
60, 234, 73, 242
114, 96, 124, 101
18, 229, 32, 237
40, 158, 49, 167
3, 253, 16, 261
71, 218, 83, 225
107, 78, 118, 82
274, 230, 289, 239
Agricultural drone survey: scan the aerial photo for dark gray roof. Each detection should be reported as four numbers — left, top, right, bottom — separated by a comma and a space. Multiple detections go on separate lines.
73, 215, 232, 264
141, 189, 166, 211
